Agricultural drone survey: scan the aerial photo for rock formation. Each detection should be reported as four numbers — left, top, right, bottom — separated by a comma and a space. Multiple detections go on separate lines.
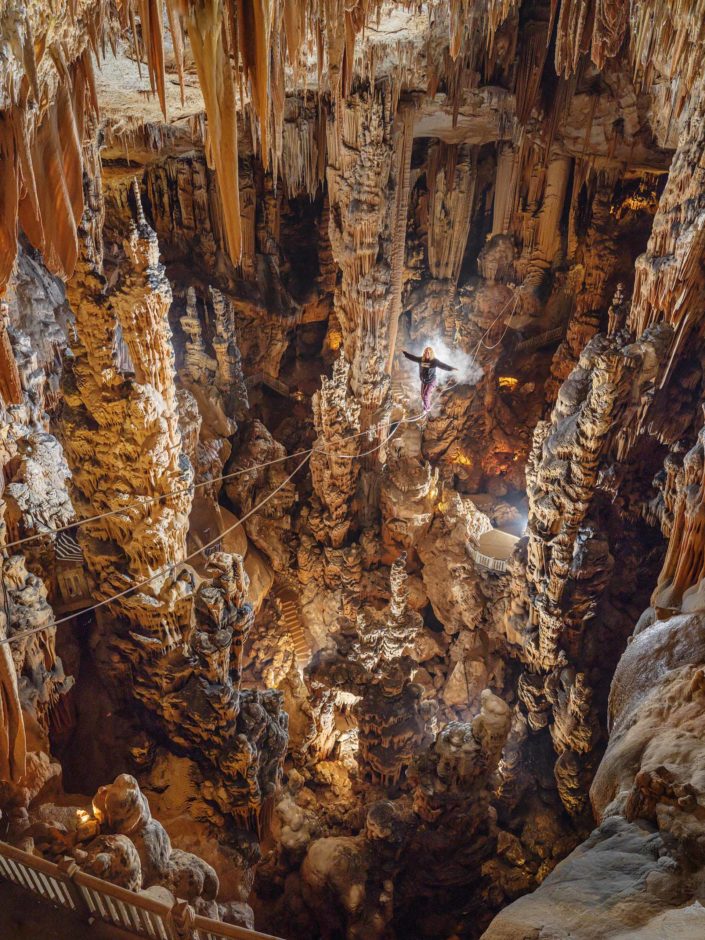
307, 554, 430, 787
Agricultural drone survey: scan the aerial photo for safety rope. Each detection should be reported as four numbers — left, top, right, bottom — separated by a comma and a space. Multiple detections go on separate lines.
5, 412, 424, 552
472, 291, 519, 357
0, 411, 424, 647
477, 294, 519, 351
433, 290, 520, 396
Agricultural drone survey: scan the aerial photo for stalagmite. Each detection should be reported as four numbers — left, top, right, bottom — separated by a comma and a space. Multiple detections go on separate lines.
308, 352, 362, 549
386, 103, 415, 372
490, 144, 520, 238
524, 150, 572, 287
325, 90, 397, 428
545, 175, 622, 401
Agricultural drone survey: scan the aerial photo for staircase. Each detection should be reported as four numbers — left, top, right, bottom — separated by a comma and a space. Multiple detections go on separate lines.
273, 584, 309, 670
390, 377, 406, 399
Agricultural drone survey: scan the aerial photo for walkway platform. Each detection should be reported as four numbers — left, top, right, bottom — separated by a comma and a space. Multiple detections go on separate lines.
0, 838, 282, 940
468, 528, 519, 573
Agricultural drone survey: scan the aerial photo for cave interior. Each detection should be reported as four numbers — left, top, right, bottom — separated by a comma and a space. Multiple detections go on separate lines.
2, 1, 705, 938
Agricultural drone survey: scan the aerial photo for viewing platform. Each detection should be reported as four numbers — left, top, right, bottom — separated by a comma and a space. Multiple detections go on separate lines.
467, 528, 520, 574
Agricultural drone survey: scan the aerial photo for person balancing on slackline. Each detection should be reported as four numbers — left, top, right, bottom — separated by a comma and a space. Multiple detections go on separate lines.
402, 346, 457, 414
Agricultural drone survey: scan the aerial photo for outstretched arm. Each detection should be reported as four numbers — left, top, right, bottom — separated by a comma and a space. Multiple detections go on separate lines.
402, 350, 422, 363
434, 358, 457, 371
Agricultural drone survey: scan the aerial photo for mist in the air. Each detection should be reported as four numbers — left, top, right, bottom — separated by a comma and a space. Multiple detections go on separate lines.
399, 335, 484, 388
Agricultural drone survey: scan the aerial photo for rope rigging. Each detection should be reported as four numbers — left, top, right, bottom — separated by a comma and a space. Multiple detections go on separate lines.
5, 412, 423, 551
0, 411, 425, 647
2, 291, 517, 645
438, 289, 521, 395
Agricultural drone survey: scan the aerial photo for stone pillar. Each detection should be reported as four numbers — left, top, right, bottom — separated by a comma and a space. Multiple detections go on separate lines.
0, 303, 22, 406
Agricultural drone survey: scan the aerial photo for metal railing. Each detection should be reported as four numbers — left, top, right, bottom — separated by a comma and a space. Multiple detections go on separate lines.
0, 839, 282, 940
467, 546, 509, 574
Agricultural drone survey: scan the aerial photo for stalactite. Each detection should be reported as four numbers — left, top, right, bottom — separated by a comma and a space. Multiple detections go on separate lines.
179, 0, 242, 263
386, 102, 414, 373
235, 0, 273, 167
0, 302, 22, 406
627, 82, 705, 340
283, 0, 305, 64
20, 91, 75, 279
166, 0, 187, 106
280, 101, 326, 199
591, 0, 628, 69
427, 142, 477, 284
629, 0, 705, 117
0, 114, 18, 296
4, 55, 98, 287
514, 13, 551, 125
138, 0, 167, 118
554, 0, 593, 77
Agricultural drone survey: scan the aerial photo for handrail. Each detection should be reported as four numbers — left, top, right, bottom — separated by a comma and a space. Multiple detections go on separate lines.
0, 839, 283, 940
467, 546, 508, 573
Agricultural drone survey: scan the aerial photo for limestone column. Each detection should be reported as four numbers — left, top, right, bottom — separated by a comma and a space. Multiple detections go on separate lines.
525, 151, 572, 287
0, 303, 22, 406
325, 90, 396, 429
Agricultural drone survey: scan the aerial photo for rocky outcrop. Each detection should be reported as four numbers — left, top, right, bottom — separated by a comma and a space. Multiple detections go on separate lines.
308, 352, 361, 551
307, 554, 431, 786
325, 90, 400, 429
59, 197, 287, 834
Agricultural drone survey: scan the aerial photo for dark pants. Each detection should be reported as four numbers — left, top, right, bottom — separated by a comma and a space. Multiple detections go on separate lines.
421, 379, 437, 412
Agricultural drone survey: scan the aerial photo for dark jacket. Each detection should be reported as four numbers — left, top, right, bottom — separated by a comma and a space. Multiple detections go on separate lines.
403, 351, 456, 384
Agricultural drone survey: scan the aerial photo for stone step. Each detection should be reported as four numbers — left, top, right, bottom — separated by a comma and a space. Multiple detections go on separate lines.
273, 585, 310, 668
